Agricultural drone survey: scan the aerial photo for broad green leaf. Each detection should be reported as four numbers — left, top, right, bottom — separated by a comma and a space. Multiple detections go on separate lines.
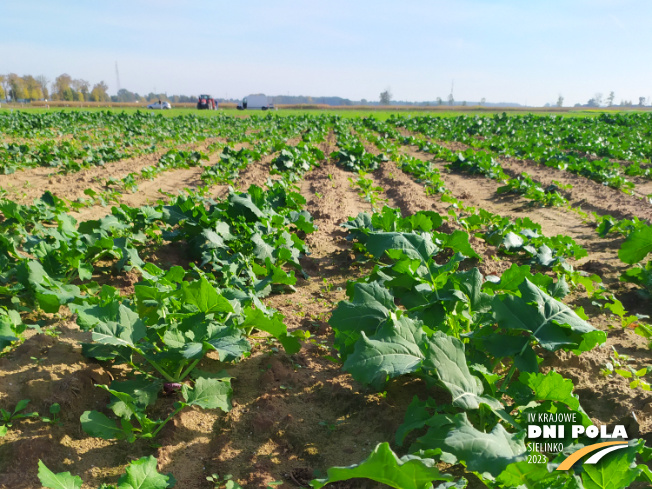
182, 377, 232, 412
114, 237, 145, 271
535, 245, 556, 267
330, 282, 394, 356
581, 443, 639, 489
251, 233, 274, 261
117, 456, 175, 489
80, 410, 125, 440
423, 332, 501, 410
520, 371, 580, 411
483, 263, 534, 293
205, 326, 250, 363
342, 212, 374, 233
310, 442, 452, 489
438, 230, 481, 260
240, 307, 300, 354
503, 232, 524, 250
364, 232, 438, 262
344, 316, 426, 390
107, 378, 161, 418
449, 268, 492, 315
227, 193, 265, 222
37, 460, 82, 489
182, 277, 234, 314
413, 413, 527, 477
619, 225, 652, 264
496, 461, 557, 487
87, 304, 147, 349
493, 279, 605, 352
396, 397, 438, 446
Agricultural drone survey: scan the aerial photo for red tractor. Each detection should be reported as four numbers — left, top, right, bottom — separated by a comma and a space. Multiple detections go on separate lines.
197, 94, 218, 110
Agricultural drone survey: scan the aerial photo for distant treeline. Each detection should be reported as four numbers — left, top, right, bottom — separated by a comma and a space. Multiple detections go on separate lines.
266, 94, 521, 107
0, 72, 525, 107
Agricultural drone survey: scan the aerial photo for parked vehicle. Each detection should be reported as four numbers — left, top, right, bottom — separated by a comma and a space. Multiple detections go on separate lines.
147, 101, 172, 109
197, 95, 218, 110
237, 94, 273, 110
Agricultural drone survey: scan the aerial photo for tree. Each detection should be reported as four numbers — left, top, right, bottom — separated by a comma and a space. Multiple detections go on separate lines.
72, 79, 90, 101
607, 91, 615, 106
379, 88, 392, 105
23, 75, 43, 100
116, 88, 141, 102
447, 93, 454, 106
639, 97, 646, 107
436, 97, 443, 105
0, 75, 6, 101
480, 97, 486, 106
52, 73, 73, 101
7, 74, 26, 101
593, 93, 603, 106
556, 95, 564, 107
90, 81, 109, 102
35, 75, 50, 100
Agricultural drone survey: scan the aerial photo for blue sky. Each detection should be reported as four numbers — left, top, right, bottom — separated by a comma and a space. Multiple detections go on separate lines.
3, 0, 652, 106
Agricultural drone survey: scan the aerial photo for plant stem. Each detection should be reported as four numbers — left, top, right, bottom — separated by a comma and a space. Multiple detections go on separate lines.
499, 362, 517, 392
144, 358, 175, 383
178, 358, 201, 382
151, 404, 185, 438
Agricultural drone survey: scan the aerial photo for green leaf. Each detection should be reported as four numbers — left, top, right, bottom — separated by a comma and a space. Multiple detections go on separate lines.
519, 371, 580, 411
581, 442, 639, 489
343, 316, 426, 390
413, 413, 527, 477
493, 279, 604, 352
182, 377, 232, 412
117, 456, 175, 489
251, 233, 274, 261
483, 263, 533, 293
396, 397, 437, 446
85, 304, 147, 349
364, 232, 439, 262
438, 230, 481, 260
80, 410, 125, 440
503, 232, 524, 250
107, 378, 162, 418
423, 332, 501, 410
310, 442, 452, 489
37, 460, 82, 489
227, 192, 265, 222
496, 461, 557, 488
182, 277, 234, 314
239, 307, 296, 351
450, 268, 492, 315
330, 282, 394, 357
205, 326, 250, 363
619, 225, 652, 264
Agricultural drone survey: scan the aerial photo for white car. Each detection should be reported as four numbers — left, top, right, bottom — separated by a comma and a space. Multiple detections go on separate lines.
147, 101, 172, 109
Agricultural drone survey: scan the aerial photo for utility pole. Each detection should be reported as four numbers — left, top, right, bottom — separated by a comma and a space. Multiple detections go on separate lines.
115, 61, 121, 93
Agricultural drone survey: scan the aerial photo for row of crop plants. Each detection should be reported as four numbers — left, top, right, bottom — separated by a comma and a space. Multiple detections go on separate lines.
299, 120, 652, 487
386, 112, 652, 193
0, 114, 339, 488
